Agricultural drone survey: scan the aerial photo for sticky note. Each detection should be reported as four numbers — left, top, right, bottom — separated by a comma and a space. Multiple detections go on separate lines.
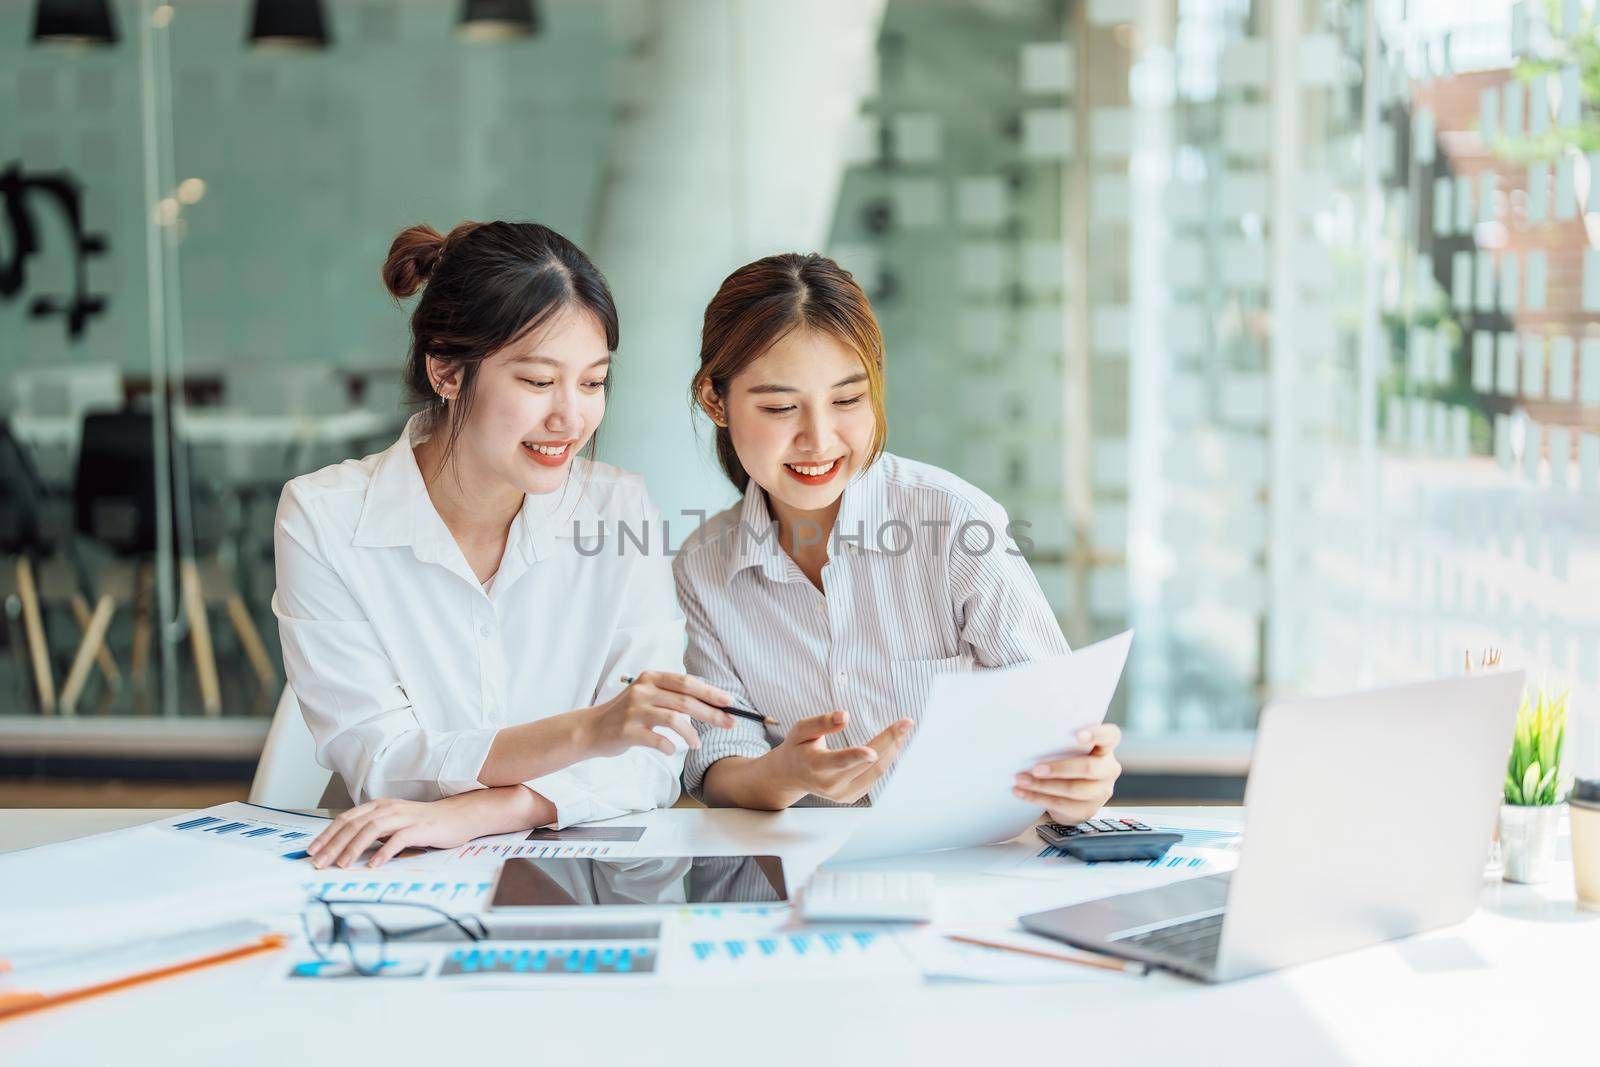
1494, 414, 1512, 470
1221, 170, 1268, 216
1522, 334, 1545, 396
1452, 252, 1473, 311
1434, 330, 1454, 385
1222, 237, 1268, 288
1224, 104, 1270, 156
1504, 80, 1524, 139
1164, 241, 1203, 287
1454, 175, 1474, 231
956, 176, 1006, 226
892, 113, 943, 164
1500, 253, 1520, 312
1472, 331, 1494, 392
1090, 107, 1132, 159
1527, 162, 1549, 221
1409, 398, 1430, 451
842, 115, 880, 165
1497, 333, 1519, 396
1220, 39, 1269, 89
1022, 108, 1073, 159
1092, 172, 1130, 219
1409, 327, 1432, 383
1581, 339, 1600, 404
959, 241, 1007, 293
1413, 108, 1435, 164
1088, 0, 1135, 26
1583, 249, 1600, 311
1580, 434, 1599, 494
1020, 42, 1073, 93
1556, 153, 1576, 218
1300, 35, 1340, 86
1091, 306, 1129, 352
1560, 66, 1581, 127
1434, 177, 1453, 235
1550, 427, 1571, 490
1525, 250, 1547, 310
1475, 251, 1496, 311
1529, 75, 1550, 137
892, 177, 943, 227
1550, 336, 1574, 401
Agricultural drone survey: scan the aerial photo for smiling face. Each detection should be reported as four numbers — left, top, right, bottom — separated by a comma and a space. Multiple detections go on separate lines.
706, 327, 879, 521
428, 305, 611, 498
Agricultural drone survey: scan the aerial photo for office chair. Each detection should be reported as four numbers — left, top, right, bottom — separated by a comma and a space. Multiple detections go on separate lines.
249, 685, 333, 809
1, 420, 58, 712
68, 409, 273, 716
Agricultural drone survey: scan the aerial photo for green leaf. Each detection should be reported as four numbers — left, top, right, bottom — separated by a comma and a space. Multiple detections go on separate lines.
1523, 762, 1542, 805
1536, 765, 1560, 805
1505, 770, 1523, 806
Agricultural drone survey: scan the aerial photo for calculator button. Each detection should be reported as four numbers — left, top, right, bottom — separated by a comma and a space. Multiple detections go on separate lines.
1075, 823, 1096, 834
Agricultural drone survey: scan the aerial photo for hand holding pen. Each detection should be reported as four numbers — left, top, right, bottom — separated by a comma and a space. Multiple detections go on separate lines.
619, 674, 777, 728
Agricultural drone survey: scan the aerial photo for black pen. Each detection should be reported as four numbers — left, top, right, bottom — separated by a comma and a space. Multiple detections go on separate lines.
618, 675, 778, 727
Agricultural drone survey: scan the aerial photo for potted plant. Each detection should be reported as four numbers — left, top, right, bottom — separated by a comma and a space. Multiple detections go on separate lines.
1499, 683, 1569, 884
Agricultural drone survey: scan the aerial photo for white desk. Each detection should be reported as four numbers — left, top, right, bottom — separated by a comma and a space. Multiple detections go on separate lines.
1, 806, 1594, 1065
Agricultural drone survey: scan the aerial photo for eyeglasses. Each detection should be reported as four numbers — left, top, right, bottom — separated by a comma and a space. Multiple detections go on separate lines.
298, 895, 489, 977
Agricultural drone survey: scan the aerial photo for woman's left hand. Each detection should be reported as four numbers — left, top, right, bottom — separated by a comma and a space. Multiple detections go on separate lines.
307, 787, 541, 870
1012, 723, 1123, 825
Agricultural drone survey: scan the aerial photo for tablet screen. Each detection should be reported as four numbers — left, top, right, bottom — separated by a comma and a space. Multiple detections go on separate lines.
489, 855, 788, 909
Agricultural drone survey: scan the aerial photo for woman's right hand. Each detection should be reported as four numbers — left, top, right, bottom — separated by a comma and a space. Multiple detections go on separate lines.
579, 671, 736, 758
766, 711, 914, 805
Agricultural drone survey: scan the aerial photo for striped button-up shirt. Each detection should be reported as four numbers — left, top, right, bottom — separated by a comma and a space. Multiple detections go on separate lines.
674, 452, 1070, 802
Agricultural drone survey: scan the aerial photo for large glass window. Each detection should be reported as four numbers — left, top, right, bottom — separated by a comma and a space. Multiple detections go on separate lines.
1, 1, 1594, 781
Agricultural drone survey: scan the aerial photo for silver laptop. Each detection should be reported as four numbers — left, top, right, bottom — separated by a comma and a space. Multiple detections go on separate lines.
1021, 670, 1525, 982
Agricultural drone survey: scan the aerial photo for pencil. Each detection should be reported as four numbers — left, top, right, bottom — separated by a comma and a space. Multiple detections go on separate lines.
618, 675, 778, 728
945, 934, 1148, 975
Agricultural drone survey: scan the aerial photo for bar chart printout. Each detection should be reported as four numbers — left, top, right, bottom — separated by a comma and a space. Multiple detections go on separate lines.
670, 930, 920, 984
161, 802, 330, 860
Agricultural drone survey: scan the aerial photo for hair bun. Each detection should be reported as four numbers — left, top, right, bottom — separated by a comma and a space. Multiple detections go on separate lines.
382, 224, 446, 299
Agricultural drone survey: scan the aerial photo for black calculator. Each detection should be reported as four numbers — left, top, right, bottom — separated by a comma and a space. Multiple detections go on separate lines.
1035, 818, 1182, 862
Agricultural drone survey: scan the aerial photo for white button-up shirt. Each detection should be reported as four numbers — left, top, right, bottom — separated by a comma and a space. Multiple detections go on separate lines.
272, 415, 685, 827
674, 452, 1071, 802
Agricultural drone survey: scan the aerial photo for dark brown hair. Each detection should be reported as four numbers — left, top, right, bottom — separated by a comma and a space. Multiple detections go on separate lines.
383, 220, 619, 466
692, 252, 888, 492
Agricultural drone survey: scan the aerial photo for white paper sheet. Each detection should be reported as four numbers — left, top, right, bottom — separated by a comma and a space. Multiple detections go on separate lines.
829, 631, 1133, 863
0, 819, 305, 963
898, 925, 1129, 983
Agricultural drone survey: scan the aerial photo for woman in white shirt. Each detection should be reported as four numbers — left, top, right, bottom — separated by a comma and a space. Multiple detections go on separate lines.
675, 253, 1122, 820
274, 220, 734, 870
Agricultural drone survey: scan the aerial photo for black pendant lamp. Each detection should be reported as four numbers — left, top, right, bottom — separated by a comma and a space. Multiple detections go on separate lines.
459, 0, 541, 42
248, 0, 330, 48
32, 0, 119, 45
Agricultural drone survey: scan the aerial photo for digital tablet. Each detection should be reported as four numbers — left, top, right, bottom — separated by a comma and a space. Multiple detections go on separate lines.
489, 855, 788, 910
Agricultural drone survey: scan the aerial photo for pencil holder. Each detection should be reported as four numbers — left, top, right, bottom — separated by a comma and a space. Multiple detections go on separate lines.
1571, 779, 1600, 910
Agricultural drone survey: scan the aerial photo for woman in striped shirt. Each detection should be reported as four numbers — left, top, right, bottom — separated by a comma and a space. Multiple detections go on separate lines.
674, 253, 1122, 822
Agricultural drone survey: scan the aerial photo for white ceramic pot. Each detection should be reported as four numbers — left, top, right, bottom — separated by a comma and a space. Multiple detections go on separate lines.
1499, 803, 1563, 884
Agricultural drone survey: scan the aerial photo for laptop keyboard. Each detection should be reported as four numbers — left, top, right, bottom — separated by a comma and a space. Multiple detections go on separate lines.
1116, 911, 1224, 966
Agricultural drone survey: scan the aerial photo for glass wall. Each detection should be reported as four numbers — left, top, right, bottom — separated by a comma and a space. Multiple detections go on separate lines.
1, 0, 1595, 779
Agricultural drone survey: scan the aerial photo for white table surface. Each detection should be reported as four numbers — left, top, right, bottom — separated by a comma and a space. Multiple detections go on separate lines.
1, 805, 1595, 1065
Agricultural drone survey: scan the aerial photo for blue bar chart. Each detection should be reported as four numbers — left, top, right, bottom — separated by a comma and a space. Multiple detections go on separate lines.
438, 944, 658, 977
164, 804, 328, 861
